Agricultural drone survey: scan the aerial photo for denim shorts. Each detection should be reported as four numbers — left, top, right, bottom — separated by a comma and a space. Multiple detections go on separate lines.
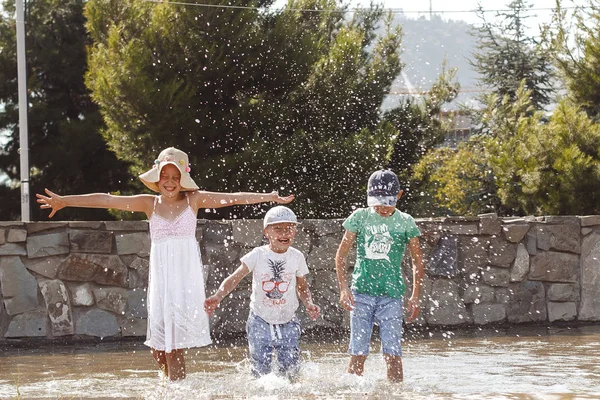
349, 292, 403, 356
246, 312, 302, 378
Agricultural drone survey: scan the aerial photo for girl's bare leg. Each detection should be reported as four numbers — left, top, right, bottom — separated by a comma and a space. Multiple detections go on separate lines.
348, 355, 368, 376
151, 348, 168, 377
384, 354, 403, 383
166, 349, 186, 381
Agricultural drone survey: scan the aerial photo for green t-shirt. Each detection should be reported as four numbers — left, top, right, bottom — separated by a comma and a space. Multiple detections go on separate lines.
343, 207, 421, 298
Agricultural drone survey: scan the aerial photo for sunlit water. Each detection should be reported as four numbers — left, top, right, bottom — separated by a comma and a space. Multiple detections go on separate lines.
1, 325, 600, 399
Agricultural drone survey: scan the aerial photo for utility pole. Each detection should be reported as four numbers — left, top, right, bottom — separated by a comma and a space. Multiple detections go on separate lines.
16, 0, 30, 221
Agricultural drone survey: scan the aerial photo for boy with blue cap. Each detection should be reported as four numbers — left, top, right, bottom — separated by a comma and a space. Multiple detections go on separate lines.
335, 169, 424, 382
205, 206, 320, 380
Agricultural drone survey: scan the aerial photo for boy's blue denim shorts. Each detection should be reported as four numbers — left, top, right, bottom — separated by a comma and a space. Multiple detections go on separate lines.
246, 311, 302, 377
349, 292, 404, 356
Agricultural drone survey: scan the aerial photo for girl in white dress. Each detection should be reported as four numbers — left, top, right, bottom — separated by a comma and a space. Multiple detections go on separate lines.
36, 147, 294, 381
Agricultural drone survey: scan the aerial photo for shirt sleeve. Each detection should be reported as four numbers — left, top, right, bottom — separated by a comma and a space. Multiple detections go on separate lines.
240, 248, 259, 272
342, 208, 364, 233
405, 215, 421, 240
296, 253, 309, 277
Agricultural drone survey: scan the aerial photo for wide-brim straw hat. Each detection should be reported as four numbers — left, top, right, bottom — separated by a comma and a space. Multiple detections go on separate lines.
139, 147, 199, 192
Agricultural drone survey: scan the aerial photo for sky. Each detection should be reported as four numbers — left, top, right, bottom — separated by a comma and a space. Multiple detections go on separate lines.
273, 0, 589, 35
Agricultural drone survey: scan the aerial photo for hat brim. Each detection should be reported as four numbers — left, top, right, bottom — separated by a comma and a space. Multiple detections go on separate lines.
367, 195, 397, 207
139, 161, 199, 193
264, 220, 298, 228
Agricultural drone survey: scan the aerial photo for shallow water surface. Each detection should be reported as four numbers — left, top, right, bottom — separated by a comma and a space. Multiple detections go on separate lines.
1, 326, 599, 399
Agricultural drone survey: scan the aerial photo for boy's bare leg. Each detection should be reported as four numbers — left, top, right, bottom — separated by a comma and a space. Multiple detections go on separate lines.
384, 354, 403, 383
166, 349, 186, 381
348, 355, 368, 376
151, 348, 168, 377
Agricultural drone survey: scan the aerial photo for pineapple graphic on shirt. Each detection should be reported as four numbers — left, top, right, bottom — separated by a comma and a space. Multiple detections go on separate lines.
266, 259, 286, 300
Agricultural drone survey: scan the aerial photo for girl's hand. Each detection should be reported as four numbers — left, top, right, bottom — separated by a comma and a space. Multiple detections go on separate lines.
204, 296, 221, 317
36, 188, 65, 218
271, 191, 295, 204
305, 302, 320, 321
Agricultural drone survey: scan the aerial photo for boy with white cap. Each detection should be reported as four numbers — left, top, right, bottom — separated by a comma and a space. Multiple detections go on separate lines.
205, 206, 320, 379
335, 169, 424, 382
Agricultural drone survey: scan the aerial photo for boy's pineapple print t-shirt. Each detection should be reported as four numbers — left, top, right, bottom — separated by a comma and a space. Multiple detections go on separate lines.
241, 245, 309, 324
343, 207, 421, 298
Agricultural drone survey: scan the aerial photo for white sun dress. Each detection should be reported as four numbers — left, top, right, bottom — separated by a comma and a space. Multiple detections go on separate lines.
144, 194, 212, 352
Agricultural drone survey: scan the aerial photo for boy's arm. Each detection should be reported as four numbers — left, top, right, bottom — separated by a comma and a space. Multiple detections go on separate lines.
36, 189, 153, 218
204, 263, 251, 317
336, 230, 357, 311
296, 276, 320, 320
406, 236, 424, 322
191, 190, 294, 209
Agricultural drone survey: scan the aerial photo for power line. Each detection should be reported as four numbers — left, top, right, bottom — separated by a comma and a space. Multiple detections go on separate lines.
141, 0, 584, 14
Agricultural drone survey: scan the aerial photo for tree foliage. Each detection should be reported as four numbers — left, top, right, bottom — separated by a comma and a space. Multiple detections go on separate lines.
0, 0, 133, 221
84, 0, 408, 218
471, 0, 555, 112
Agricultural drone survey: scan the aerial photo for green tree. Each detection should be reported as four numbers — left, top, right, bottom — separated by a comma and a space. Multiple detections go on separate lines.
550, 0, 600, 119
471, 0, 555, 113
0, 0, 132, 221
85, 0, 407, 218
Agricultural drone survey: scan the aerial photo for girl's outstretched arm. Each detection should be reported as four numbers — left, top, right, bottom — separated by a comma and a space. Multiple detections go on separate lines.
36, 188, 154, 218
191, 190, 294, 210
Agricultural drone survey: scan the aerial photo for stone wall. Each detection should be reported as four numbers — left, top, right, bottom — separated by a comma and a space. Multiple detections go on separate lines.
1, 214, 599, 340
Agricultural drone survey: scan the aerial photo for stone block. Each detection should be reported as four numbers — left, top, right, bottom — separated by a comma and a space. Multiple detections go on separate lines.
579, 232, 600, 320
93, 287, 128, 315
307, 236, 339, 272
510, 243, 530, 282
0, 256, 39, 315
39, 279, 74, 336
544, 216, 580, 225
526, 231, 537, 256
126, 288, 148, 319
427, 235, 458, 278
495, 287, 511, 304
479, 216, 502, 236
4, 310, 48, 338
458, 236, 490, 277
548, 301, 577, 322
529, 251, 579, 283
57, 254, 128, 287
580, 215, 600, 227
128, 257, 149, 289
231, 219, 264, 247
440, 223, 478, 235
462, 284, 495, 304
7, 229, 27, 243
26, 231, 69, 258
69, 230, 113, 253
68, 222, 103, 229
547, 283, 579, 302
489, 237, 517, 268
104, 221, 148, 231
26, 222, 68, 234
115, 232, 150, 257
24, 256, 65, 279
535, 224, 581, 254
424, 279, 472, 326
0, 243, 27, 256
120, 318, 147, 337
471, 303, 506, 325
506, 281, 546, 323
0, 229, 5, 245
481, 266, 510, 287
67, 282, 95, 306
74, 308, 120, 337
503, 224, 530, 243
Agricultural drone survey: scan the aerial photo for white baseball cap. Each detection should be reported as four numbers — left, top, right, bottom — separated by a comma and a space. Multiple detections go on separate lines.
263, 206, 298, 228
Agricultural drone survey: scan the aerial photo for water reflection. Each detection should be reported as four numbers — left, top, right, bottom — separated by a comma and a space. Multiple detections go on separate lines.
1, 325, 599, 399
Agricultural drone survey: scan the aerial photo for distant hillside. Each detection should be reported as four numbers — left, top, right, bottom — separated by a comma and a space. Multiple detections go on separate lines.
379, 14, 482, 111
